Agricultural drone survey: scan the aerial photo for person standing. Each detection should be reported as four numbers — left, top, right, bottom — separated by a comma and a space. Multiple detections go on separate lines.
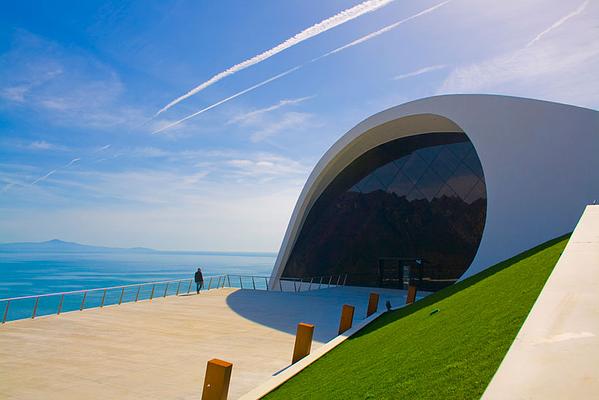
194, 267, 204, 294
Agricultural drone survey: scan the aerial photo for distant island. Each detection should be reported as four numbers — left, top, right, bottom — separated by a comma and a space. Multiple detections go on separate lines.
0, 239, 277, 257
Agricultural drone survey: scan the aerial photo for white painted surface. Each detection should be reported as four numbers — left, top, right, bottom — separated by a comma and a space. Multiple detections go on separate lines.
482, 205, 599, 399
270, 95, 599, 287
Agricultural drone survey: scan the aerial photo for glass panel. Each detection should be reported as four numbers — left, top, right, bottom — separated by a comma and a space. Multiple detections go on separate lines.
401, 153, 428, 184
372, 161, 399, 189
282, 132, 487, 292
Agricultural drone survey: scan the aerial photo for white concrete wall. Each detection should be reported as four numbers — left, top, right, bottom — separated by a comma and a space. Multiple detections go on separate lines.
270, 95, 599, 288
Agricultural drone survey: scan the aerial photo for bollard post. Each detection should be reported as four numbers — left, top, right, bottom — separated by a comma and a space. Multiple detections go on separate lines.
367, 292, 379, 317
292, 323, 315, 364
201, 358, 233, 400
406, 285, 417, 305
338, 304, 355, 335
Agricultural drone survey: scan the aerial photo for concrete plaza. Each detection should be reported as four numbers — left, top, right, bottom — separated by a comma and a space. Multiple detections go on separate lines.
0, 286, 406, 399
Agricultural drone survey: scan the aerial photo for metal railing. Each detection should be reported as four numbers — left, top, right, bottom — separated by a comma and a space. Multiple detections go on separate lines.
0, 273, 348, 323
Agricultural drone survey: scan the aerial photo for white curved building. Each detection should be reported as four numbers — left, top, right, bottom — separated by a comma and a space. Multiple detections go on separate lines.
270, 94, 599, 291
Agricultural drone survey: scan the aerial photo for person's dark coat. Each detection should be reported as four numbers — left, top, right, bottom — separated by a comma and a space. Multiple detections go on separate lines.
194, 270, 204, 283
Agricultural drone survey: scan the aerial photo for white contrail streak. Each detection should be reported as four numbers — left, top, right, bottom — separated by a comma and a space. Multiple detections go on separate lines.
95, 144, 111, 152
314, 0, 451, 60
153, 0, 450, 133
31, 158, 80, 185
526, 0, 589, 47
393, 64, 447, 80
152, 65, 303, 134
154, 0, 394, 116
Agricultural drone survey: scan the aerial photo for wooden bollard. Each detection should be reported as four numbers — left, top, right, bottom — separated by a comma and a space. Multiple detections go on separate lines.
202, 358, 233, 400
292, 323, 315, 364
367, 292, 379, 317
406, 285, 417, 305
338, 304, 355, 335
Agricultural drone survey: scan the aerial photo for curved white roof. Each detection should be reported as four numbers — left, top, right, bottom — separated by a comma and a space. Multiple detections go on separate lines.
270, 94, 599, 287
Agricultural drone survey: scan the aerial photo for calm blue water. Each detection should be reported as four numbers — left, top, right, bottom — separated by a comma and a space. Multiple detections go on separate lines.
0, 251, 276, 321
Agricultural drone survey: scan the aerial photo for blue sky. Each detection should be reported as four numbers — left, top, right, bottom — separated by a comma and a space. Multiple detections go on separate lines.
1, 0, 597, 251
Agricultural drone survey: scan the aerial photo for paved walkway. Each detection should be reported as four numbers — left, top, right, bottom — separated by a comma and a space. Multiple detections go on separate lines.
0, 286, 406, 399
483, 205, 599, 399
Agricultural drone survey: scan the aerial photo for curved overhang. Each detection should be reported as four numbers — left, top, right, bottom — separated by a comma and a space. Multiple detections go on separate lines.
270, 94, 599, 288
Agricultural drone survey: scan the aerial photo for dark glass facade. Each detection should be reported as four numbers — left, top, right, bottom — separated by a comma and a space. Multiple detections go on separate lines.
281, 132, 487, 291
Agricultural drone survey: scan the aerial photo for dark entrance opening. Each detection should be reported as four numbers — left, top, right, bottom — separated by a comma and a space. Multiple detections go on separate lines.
378, 258, 426, 289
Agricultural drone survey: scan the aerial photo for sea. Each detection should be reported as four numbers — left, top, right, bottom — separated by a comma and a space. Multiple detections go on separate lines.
0, 250, 276, 321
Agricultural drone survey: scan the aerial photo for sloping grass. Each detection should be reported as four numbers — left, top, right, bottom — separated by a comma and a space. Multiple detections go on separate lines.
264, 235, 570, 400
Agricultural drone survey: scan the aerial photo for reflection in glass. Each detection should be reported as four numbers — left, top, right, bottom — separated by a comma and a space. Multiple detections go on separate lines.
281, 132, 487, 291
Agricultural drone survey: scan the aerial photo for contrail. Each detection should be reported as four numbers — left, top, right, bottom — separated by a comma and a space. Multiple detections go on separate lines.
154, 0, 395, 116
94, 144, 111, 152
153, 1, 450, 134
31, 158, 80, 185
314, 0, 451, 60
152, 65, 304, 134
526, 0, 589, 48
394, 64, 447, 80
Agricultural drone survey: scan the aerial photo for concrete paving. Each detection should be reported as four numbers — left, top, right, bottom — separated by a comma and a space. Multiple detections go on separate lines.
483, 205, 599, 399
0, 285, 406, 399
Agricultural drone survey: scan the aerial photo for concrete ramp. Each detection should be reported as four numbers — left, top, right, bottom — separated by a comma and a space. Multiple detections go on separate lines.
483, 205, 599, 399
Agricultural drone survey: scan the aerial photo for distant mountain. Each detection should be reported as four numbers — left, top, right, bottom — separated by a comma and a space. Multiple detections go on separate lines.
0, 239, 276, 257
0, 239, 156, 254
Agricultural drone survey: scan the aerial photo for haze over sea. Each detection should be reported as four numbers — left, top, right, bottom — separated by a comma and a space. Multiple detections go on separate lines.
0, 239, 276, 300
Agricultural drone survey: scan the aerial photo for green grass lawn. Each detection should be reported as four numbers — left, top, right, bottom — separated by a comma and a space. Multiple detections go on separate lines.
264, 235, 570, 400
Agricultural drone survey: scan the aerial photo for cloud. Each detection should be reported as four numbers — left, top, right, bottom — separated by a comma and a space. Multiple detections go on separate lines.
154, 0, 394, 116
229, 96, 314, 125
526, 0, 589, 48
28, 140, 69, 151
153, 1, 450, 134
393, 64, 447, 80
250, 112, 316, 142
438, 1, 599, 109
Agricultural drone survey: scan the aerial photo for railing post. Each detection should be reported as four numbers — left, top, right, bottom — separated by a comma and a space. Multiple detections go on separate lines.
100, 289, 107, 307
32, 297, 39, 319
406, 285, 418, 305
3, 300, 10, 323
328, 276, 333, 288
80, 291, 87, 310
292, 323, 315, 364
279, 279, 282, 292
343, 273, 348, 286
150, 284, 155, 300
308, 277, 313, 291
227, 275, 231, 288
201, 359, 233, 400
119, 288, 125, 305
207, 277, 213, 290
135, 286, 141, 302
217, 276, 222, 288
264, 277, 268, 290
293, 281, 297, 292
367, 292, 379, 317
187, 279, 193, 294
57, 294, 65, 315
338, 304, 355, 335
298, 279, 302, 292
252, 276, 256, 290
240, 276, 243, 289
163, 283, 169, 298
336, 275, 341, 286
319, 276, 323, 289
176, 281, 181, 296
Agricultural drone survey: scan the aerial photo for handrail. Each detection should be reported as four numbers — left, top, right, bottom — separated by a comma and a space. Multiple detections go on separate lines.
0, 272, 348, 324
0, 277, 207, 303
